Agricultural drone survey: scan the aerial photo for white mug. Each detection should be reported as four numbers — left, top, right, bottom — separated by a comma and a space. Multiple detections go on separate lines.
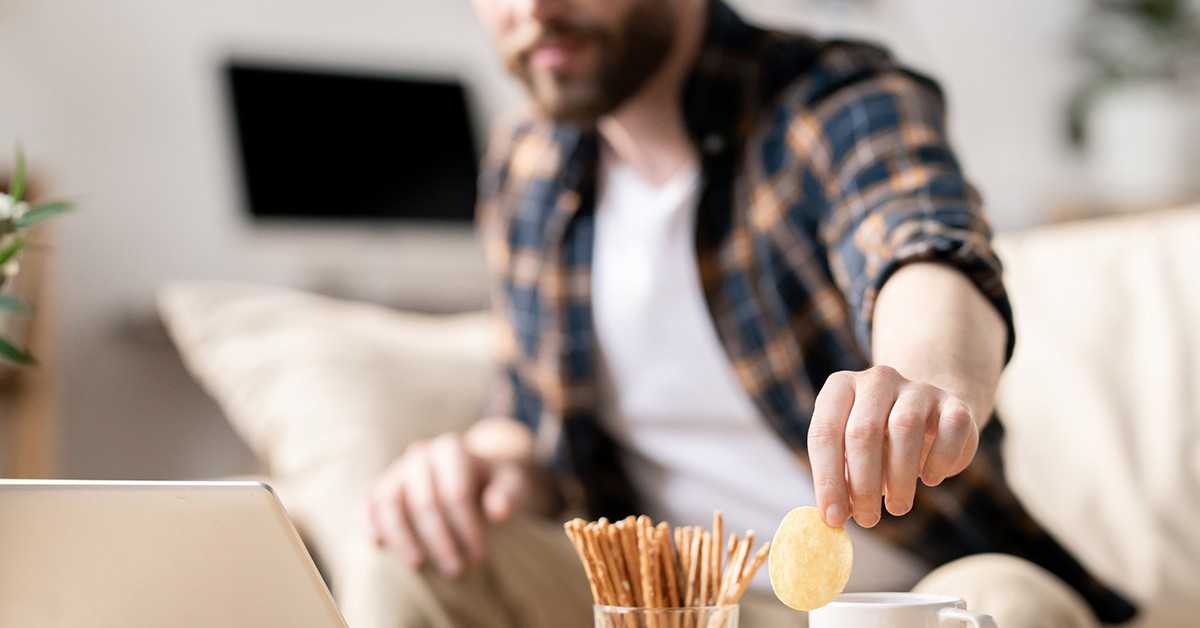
808, 592, 997, 628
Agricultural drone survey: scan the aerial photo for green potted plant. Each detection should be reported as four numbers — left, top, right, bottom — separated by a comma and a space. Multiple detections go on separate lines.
0, 147, 72, 364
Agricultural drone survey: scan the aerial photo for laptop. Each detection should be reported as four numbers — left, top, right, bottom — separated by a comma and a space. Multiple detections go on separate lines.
0, 480, 348, 628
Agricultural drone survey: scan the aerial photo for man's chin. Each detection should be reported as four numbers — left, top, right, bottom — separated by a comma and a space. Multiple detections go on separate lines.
529, 82, 615, 126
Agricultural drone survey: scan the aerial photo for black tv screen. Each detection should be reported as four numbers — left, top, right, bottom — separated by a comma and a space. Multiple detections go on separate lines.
224, 61, 479, 222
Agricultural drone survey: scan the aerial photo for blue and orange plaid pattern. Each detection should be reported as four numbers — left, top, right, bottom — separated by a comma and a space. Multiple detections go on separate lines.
475, 1, 1135, 622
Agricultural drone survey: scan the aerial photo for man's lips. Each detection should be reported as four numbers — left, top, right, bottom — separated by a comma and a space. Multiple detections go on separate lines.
527, 35, 590, 70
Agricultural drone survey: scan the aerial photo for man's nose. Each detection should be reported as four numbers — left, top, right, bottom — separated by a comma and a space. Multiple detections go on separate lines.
511, 0, 568, 22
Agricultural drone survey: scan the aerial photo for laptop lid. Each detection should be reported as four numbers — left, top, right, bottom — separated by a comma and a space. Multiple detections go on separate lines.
0, 480, 348, 628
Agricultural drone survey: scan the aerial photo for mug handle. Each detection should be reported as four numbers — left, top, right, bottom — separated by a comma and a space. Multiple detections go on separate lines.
939, 607, 998, 628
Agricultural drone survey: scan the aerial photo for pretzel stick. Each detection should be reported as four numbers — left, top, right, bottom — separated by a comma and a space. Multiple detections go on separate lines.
729, 532, 751, 596
585, 525, 614, 609
658, 527, 684, 628
657, 523, 681, 608
564, 520, 602, 605
686, 528, 702, 606
674, 526, 688, 604
617, 519, 643, 606
727, 541, 772, 605
583, 523, 617, 606
600, 523, 635, 607
596, 533, 625, 628
677, 526, 692, 600
604, 525, 633, 609
591, 519, 615, 604
724, 532, 754, 605
711, 512, 723, 603
652, 519, 668, 628
653, 521, 666, 626
717, 533, 740, 604
691, 530, 700, 628
619, 528, 648, 628
642, 519, 661, 628
733, 536, 752, 601
637, 517, 657, 626
625, 527, 650, 628
657, 525, 676, 609
717, 535, 746, 605
605, 525, 635, 607
595, 523, 624, 607
715, 539, 733, 605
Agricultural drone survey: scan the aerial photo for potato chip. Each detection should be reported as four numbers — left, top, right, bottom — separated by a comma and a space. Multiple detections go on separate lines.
768, 506, 853, 611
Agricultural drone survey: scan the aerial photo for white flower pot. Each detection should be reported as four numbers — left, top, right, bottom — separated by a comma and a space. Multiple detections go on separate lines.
1085, 81, 1199, 209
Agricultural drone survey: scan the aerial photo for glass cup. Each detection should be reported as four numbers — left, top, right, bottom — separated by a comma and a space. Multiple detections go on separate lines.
593, 604, 739, 628
808, 593, 997, 628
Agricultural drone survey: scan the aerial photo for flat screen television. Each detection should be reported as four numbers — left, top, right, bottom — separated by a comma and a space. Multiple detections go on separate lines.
224, 60, 479, 223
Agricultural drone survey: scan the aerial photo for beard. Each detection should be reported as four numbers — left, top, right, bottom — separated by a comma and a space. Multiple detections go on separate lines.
502, 0, 677, 124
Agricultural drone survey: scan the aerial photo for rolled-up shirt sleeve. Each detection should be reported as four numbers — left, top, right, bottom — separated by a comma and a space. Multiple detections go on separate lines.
805, 66, 1015, 360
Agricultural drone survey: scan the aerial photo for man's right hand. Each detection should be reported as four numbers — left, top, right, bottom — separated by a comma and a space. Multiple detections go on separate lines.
364, 420, 557, 577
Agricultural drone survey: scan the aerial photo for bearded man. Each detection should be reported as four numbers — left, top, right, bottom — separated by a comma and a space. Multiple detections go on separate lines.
365, 1, 1137, 626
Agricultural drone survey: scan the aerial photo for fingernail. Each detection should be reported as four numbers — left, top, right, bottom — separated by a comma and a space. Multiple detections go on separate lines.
824, 504, 847, 527
886, 500, 910, 516
856, 511, 880, 528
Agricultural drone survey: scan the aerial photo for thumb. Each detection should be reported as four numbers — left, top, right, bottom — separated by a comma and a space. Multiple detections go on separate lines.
481, 462, 526, 523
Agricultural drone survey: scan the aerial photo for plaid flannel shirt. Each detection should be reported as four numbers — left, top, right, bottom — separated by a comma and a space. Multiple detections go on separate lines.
476, 1, 1136, 622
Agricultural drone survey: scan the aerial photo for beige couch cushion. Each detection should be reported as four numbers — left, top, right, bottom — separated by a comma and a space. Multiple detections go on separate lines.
995, 206, 1200, 627
157, 281, 494, 604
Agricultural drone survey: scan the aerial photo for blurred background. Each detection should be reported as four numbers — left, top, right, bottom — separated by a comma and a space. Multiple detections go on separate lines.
0, 0, 1197, 482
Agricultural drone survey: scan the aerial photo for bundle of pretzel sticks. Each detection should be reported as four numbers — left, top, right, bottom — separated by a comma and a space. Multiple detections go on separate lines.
563, 512, 770, 614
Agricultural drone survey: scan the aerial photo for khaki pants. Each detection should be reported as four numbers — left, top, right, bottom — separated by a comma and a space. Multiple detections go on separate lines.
339, 517, 1102, 628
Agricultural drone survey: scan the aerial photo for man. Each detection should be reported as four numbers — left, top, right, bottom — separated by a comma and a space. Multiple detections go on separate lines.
365, 0, 1137, 626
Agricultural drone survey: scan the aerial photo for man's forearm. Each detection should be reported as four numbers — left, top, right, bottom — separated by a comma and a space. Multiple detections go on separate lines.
871, 262, 1008, 425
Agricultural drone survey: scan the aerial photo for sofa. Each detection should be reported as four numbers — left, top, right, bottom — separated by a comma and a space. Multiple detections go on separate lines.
158, 205, 1200, 627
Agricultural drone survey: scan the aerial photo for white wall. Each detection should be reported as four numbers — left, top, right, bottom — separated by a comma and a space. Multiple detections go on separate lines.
0, 0, 1099, 480
0, 0, 519, 479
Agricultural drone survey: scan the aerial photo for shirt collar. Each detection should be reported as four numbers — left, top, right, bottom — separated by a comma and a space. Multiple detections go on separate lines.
682, 0, 766, 160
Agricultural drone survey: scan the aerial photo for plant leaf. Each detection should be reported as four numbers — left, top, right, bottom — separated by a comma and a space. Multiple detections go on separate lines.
0, 236, 26, 266
10, 145, 26, 204
0, 295, 31, 314
0, 334, 34, 365
16, 202, 72, 228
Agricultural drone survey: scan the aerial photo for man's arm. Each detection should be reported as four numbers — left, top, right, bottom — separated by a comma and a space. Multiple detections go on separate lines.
785, 48, 1013, 529
809, 262, 1008, 529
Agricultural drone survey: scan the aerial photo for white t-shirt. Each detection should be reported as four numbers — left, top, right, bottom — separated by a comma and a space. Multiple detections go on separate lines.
591, 147, 929, 592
